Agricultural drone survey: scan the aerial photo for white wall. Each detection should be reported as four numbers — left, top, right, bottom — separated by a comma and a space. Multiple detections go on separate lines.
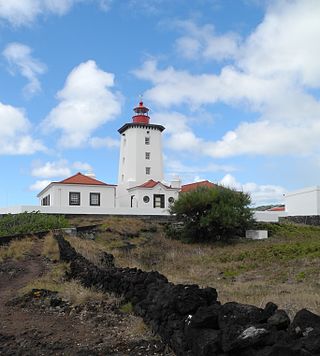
0, 205, 171, 216
128, 185, 179, 210
117, 124, 164, 206
285, 186, 320, 216
253, 211, 287, 222
38, 184, 116, 209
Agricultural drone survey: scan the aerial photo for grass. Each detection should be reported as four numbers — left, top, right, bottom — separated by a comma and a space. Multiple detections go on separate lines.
97, 220, 320, 316
22, 262, 107, 305
42, 233, 60, 261
0, 238, 35, 262
55, 217, 320, 316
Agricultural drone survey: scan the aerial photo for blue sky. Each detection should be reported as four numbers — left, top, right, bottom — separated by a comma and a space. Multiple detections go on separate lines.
0, 0, 320, 207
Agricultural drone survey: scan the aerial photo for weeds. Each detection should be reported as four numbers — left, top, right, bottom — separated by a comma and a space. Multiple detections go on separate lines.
42, 233, 60, 261
0, 238, 35, 262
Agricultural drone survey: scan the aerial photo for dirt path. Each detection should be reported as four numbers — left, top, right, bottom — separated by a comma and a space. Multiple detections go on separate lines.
0, 239, 171, 355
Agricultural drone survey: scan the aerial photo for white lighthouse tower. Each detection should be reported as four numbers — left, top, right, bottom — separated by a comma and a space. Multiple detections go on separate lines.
116, 101, 167, 207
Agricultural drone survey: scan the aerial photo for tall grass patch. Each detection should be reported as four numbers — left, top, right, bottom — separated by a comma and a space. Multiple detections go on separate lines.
0, 238, 35, 262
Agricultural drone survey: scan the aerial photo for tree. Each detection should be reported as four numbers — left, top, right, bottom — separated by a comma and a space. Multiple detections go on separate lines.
168, 186, 253, 242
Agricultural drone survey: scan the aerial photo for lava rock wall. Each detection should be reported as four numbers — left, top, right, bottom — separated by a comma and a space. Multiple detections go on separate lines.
55, 234, 320, 356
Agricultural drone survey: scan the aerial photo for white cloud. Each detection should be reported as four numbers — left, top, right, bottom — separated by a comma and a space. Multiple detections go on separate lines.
175, 21, 240, 61
31, 159, 92, 178
29, 179, 52, 191
0, 0, 79, 26
72, 161, 92, 171
31, 159, 71, 178
134, 0, 320, 158
44, 60, 121, 148
3, 42, 46, 96
219, 174, 285, 206
0, 0, 112, 27
166, 160, 235, 176
0, 102, 44, 155
89, 136, 120, 148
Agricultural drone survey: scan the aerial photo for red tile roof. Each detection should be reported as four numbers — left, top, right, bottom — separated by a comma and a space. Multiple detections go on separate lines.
181, 180, 216, 193
57, 172, 115, 186
267, 206, 285, 212
130, 179, 174, 190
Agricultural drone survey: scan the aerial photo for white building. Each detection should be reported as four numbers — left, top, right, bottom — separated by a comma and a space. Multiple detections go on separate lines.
37, 172, 116, 211
285, 186, 320, 216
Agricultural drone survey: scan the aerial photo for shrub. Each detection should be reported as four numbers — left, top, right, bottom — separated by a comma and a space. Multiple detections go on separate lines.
168, 186, 253, 242
0, 211, 69, 237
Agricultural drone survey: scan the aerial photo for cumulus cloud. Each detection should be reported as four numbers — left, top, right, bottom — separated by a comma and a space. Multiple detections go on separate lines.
0, 0, 113, 27
31, 159, 92, 178
0, 0, 80, 26
44, 60, 121, 148
3, 42, 46, 96
29, 179, 52, 191
175, 21, 240, 61
0, 102, 44, 155
219, 174, 285, 206
89, 136, 120, 148
166, 159, 234, 182
134, 0, 320, 158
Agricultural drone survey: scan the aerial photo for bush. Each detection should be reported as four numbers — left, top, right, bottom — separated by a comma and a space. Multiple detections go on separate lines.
168, 186, 253, 242
0, 211, 69, 237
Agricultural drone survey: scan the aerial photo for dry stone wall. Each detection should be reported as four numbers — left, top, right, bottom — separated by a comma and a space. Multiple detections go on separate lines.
55, 234, 320, 356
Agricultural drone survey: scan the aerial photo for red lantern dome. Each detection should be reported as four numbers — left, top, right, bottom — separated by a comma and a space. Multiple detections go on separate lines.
132, 101, 150, 124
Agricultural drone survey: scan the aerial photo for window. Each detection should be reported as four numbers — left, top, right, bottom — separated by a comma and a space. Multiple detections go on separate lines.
146, 167, 151, 175
145, 152, 150, 160
143, 196, 150, 203
168, 197, 175, 204
69, 192, 80, 206
145, 137, 150, 145
122, 157, 125, 164
90, 193, 100, 206
154, 194, 165, 208
41, 195, 50, 206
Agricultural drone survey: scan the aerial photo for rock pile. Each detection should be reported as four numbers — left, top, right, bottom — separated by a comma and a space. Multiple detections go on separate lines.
55, 234, 320, 356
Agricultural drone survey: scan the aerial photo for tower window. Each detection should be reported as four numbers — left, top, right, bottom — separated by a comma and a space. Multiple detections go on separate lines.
122, 157, 125, 164
145, 137, 150, 145
145, 152, 150, 160
146, 167, 151, 175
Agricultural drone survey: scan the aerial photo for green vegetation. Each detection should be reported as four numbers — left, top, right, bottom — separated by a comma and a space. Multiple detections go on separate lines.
168, 186, 253, 242
120, 302, 133, 314
0, 212, 69, 237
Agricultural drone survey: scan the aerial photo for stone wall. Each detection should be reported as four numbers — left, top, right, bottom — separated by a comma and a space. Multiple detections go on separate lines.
281, 215, 320, 226
55, 234, 320, 356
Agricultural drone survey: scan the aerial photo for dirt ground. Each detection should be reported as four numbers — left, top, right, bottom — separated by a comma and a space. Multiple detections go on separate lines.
0, 239, 172, 356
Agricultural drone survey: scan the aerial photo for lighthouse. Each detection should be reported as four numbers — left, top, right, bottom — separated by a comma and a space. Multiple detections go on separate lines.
116, 101, 180, 209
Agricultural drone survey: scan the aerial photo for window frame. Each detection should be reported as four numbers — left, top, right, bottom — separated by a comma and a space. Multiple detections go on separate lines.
90, 192, 101, 206
145, 152, 150, 160
145, 137, 150, 145
153, 194, 165, 208
146, 167, 151, 175
69, 192, 81, 206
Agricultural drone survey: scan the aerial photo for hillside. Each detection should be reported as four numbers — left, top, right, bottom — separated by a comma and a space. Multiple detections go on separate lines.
66, 216, 320, 317
1, 214, 320, 354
